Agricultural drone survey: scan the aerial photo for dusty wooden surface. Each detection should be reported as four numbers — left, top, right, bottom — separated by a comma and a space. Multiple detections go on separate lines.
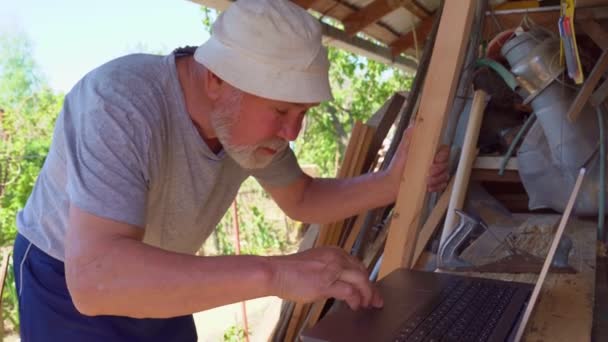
454, 214, 596, 342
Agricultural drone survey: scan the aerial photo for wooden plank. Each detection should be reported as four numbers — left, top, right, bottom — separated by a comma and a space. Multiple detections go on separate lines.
302, 298, 326, 332
412, 178, 454, 267
316, 122, 364, 247
291, 0, 317, 9
364, 94, 405, 170
284, 302, 310, 342
312, 0, 400, 44
577, 0, 608, 7
591, 78, 608, 107
390, 15, 435, 56
326, 124, 373, 246
343, 214, 366, 253
568, 49, 608, 122
378, 0, 477, 279
320, 23, 417, 73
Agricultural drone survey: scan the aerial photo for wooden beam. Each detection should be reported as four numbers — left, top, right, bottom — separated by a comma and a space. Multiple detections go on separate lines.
579, 19, 608, 50
390, 15, 435, 56
401, 0, 432, 19
378, 0, 476, 279
321, 23, 417, 72
577, 0, 608, 7
343, 0, 431, 37
568, 49, 608, 122
412, 178, 454, 267
343, 0, 403, 36
591, 78, 608, 107
291, 0, 316, 9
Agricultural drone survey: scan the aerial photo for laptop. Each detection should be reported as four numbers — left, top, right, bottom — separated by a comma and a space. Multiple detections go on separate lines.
301, 169, 585, 342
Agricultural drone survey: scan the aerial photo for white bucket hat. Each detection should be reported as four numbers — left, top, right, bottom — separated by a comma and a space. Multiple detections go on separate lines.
194, 0, 333, 103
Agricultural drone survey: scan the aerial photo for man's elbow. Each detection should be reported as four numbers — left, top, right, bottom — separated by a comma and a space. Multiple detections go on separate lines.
65, 263, 106, 316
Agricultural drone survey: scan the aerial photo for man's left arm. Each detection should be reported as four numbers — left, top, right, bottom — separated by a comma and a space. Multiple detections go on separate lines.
264, 129, 450, 224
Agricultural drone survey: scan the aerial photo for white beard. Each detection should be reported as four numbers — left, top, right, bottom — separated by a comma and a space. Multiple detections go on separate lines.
210, 89, 288, 169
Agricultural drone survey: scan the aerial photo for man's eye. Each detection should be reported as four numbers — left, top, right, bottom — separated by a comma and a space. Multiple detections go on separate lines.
275, 108, 288, 115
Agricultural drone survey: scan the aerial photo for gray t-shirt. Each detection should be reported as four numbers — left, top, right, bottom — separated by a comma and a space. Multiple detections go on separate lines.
17, 53, 303, 261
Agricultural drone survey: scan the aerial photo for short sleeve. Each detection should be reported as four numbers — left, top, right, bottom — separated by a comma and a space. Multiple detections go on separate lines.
62, 77, 151, 228
250, 147, 304, 187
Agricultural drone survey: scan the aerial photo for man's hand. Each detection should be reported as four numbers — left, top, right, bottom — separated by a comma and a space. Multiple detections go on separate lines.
387, 126, 450, 195
427, 144, 450, 192
268, 247, 383, 311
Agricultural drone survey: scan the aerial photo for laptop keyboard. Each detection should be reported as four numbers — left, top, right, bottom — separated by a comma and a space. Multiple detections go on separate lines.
392, 280, 519, 342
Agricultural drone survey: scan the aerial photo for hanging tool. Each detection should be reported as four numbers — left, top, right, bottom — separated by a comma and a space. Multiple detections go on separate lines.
559, 0, 584, 84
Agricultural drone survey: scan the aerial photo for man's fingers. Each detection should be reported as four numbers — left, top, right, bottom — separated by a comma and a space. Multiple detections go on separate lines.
428, 181, 449, 193
428, 171, 449, 185
337, 269, 374, 308
429, 162, 449, 177
435, 145, 450, 162
372, 288, 384, 308
323, 280, 361, 310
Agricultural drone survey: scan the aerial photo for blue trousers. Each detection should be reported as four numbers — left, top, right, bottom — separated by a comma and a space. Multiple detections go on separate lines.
13, 233, 197, 341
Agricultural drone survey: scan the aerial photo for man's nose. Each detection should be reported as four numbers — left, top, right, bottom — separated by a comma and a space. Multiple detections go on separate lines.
277, 116, 303, 141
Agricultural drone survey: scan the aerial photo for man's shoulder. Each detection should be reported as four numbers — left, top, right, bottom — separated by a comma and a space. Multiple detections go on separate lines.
83, 53, 172, 93
65, 53, 178, 123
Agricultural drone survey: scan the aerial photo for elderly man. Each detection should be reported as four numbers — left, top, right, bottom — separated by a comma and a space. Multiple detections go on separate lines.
13, 0, 449, 341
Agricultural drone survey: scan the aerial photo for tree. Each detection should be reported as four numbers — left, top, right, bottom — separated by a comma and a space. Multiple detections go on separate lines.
0, 33, 63, 246
295, 47, 413, 175
0, 31, 64, 333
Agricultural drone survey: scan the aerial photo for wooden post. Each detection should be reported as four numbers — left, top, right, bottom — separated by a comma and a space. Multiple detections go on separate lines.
378, 0, 477, 279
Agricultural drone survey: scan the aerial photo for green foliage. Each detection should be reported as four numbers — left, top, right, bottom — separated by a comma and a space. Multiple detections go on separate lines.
200, 7, 218, 33
222, 324, 249, 342
3, 262, 18, 331
208, 180, 291, 256
0, 32, 64, 333
295, 47, 414, 176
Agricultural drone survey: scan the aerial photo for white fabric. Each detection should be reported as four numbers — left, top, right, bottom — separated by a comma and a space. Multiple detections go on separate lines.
194, 0, 332, 103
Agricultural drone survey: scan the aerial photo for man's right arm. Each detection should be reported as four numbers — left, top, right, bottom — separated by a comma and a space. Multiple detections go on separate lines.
65, 205, 381, 318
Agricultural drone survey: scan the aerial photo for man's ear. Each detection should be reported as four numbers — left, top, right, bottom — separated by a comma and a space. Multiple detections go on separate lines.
204, 69, 224, 100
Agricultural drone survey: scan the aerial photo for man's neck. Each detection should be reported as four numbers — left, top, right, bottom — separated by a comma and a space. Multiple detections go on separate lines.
176, 56, 223, 154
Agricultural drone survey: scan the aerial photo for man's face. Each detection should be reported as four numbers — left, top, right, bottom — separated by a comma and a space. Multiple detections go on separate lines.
210, 87, 316, 169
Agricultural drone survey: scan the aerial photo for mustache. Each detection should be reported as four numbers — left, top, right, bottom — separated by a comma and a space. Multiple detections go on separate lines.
260, 138, 288, 151
230, 137, 288, 154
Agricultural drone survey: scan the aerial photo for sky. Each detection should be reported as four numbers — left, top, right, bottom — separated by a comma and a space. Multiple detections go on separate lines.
0, 0, 211, 93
